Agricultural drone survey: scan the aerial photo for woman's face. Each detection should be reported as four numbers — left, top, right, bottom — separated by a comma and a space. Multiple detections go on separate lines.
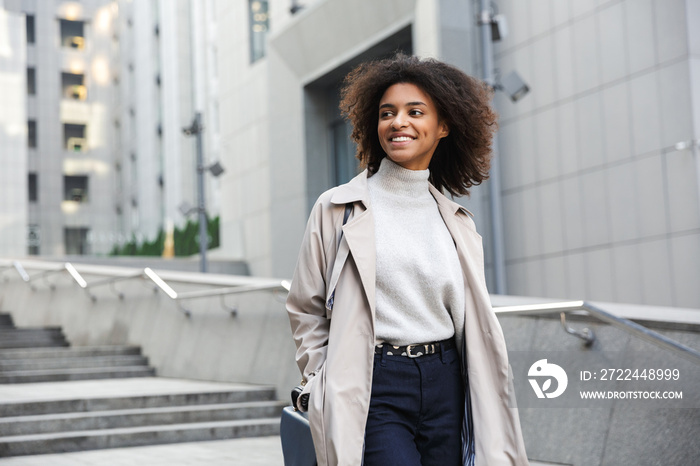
377, 82, 449, 171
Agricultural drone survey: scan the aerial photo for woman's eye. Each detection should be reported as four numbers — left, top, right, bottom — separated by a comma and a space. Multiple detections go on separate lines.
380, 111, 393, 118
409, 109, 423, 116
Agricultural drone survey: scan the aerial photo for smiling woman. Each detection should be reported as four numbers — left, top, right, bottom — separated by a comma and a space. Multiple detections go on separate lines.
286, 54, 528, 466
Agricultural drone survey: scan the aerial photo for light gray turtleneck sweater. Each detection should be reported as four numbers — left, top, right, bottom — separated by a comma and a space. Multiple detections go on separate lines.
367, 157, 465, 348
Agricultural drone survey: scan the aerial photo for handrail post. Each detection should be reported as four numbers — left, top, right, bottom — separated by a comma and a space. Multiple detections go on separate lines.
560, 312, 595, 347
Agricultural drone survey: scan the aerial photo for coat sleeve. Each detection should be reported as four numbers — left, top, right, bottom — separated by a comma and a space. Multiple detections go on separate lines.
286, 197, 333, 388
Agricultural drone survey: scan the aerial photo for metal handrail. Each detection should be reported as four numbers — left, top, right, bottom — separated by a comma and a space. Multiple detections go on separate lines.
494, 300, 700, 365
2, 259, 289, 318
140, 268, 288, 317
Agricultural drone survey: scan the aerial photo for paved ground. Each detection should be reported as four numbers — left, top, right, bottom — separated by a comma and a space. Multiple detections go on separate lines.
0, 436, 284, 465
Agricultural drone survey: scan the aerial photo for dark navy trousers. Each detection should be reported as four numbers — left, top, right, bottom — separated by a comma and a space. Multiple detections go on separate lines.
363, 345, 464, 466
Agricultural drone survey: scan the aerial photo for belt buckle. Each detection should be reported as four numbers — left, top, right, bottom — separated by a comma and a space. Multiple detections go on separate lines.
406, 344, 425, 358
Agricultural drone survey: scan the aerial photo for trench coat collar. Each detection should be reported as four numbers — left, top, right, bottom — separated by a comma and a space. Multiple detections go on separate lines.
329, 169, 371, 207
428, 184, 474, 219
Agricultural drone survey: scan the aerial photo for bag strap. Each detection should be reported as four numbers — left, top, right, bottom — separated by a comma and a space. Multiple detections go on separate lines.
325, 203, 353, 313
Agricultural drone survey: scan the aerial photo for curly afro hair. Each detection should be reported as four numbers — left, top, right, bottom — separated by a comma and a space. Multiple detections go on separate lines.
339, 53, 497, 197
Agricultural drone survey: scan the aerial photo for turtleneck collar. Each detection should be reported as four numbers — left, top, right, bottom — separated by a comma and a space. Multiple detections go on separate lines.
369, 157, 431, 198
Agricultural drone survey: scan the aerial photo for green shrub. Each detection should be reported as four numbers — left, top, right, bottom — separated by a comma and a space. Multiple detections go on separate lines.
109, 216, 220, 257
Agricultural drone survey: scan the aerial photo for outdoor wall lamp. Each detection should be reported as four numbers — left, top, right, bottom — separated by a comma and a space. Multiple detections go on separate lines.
498, 70, 530, 102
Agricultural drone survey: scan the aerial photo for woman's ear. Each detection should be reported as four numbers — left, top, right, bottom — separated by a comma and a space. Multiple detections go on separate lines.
439, 121, 450, 139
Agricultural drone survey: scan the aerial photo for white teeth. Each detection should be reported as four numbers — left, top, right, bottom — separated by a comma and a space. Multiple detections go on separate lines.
391, 136, 413, 142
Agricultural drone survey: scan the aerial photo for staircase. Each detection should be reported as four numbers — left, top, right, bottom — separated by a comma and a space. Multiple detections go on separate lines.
0, 312, 154, 383
0, 312, 286, 457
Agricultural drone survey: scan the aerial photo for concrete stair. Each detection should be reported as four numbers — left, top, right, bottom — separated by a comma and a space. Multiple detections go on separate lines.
0, 314, 155, 383
0, 383, 285, 456
0, 328, 69, 349
0, 311, 285, 456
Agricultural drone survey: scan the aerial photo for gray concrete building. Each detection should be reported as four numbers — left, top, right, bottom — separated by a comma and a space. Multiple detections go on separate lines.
0, 0, 221, 256
2, 0, 121, 255
215, 0, 700, 308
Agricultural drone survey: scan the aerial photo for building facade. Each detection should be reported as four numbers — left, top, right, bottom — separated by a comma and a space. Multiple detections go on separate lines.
0, 0, 221, 256
215, 0, 700, 308
2, 0, 121, 256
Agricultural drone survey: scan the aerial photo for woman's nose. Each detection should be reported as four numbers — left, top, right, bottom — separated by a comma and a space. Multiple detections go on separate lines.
391, 113, 408, 129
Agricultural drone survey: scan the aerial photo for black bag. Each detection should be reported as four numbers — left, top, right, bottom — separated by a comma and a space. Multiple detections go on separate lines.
280, 406, 316, 466
280, 203, 353, 466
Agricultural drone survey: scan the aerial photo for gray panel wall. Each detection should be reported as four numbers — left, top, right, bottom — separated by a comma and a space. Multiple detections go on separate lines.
491, 0, 700, 308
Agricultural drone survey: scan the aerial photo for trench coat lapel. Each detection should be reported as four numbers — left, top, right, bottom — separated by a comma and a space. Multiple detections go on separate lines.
429, 185, 490, 307
330, 171, 377, 320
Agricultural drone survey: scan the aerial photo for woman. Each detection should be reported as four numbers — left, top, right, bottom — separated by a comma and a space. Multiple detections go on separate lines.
287, 54, 528, 466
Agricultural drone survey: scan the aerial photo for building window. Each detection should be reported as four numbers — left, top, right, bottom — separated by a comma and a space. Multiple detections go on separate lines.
60, 19, 85, 49
63, 123, 87, 151
249, 0, 268, 63
28, 120, 37, 148
64, 227, 90, 255
61, 72, 86, 100
28, 224, 40, 255
27, 68, 36, 95
28, 173, 38, 202
64, 175, 88, 202
26, 15, 35, 44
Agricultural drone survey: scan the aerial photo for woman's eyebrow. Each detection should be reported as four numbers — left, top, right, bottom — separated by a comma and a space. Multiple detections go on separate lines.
379, 101, 427, 109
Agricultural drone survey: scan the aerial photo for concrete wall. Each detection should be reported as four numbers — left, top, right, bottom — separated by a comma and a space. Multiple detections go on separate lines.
500, 313, 699, 466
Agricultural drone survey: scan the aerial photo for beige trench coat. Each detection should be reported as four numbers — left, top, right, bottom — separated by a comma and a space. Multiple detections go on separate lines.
287, 170, 529, 466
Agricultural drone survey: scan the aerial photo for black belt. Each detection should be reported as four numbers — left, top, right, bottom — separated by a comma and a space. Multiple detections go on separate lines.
375, 338, 456, 358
